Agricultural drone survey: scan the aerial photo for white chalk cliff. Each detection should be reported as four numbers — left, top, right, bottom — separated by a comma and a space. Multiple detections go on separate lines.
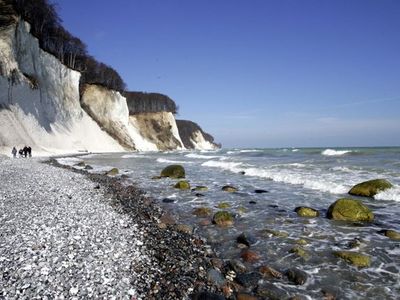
0, 20, 205, 155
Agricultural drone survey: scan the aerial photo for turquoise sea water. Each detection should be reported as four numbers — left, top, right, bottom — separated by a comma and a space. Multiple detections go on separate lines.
65, 147, 400, 299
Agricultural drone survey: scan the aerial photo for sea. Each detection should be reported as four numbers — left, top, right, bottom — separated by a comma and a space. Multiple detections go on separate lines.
59, 147, 400, 299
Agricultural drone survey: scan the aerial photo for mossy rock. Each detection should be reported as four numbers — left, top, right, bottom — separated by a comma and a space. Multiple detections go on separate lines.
160, 164, 185, 178
106, 168, 119, 176
174, 180, 190, 190
349, 179, 393, 197
295, 238, 309, 246
261, 228, 289, 238
333, 251, 371, 267
192, 207, 212, 217
327, 198, 374, 222
212, 211, 234, 226
193, 186, 208, 191
295, 206, 320, 218
217, 202, 231, 209
222, 185, 238, 192
379, 229, 400, 241
289, 246, 309, 259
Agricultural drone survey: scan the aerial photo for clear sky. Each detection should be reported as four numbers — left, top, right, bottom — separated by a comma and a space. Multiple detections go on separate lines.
57, 0, 400, 148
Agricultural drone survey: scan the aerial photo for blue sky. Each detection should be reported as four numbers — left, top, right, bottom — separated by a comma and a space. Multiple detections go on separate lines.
57, 0, 400, 148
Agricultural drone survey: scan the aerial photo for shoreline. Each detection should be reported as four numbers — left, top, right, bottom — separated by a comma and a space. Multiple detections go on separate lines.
0, 156, 223, 299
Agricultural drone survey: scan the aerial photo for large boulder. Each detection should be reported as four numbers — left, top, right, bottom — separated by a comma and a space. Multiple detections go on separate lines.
160, 165, 185, 178
333, 251, 371, 267
327, 198, 374, 222
348, 179, 392, 197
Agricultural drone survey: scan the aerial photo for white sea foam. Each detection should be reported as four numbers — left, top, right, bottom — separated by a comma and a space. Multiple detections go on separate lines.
121, 154, 143, 159
185, 153, 220, 159
201, 160, 244, 171
322, 149, 353, 156
240, 149, 262, 153
292, 149, 299, 152
156, 158, 192, 164
374, 186, 400, 202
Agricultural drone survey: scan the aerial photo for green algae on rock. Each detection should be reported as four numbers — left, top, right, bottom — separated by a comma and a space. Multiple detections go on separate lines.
261, 228, 289, 238
348, 179, 393, 197
212, 211, 234, 226
379, 229, 400, 241
289, 246, 309, 260
295, 206, 320, 218
192, 207, 213, 217
222, 185, 238, 192
217, 202, 231, 209
333, 251, 371, 267
160, 164, 185, 178
174, 180, 191, 190
192, 185, 208, 191
106, 168, 119, 176
327, 198, 374, 222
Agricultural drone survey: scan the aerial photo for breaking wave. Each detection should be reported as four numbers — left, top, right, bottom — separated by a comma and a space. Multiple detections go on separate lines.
185, 153, 221, 159
322, 149, 353, 156
375, 186, 400, 202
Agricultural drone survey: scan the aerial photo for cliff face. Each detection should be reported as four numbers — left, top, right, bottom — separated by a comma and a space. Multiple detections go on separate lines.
0, 21, 123, 154
176, 120, 220, 150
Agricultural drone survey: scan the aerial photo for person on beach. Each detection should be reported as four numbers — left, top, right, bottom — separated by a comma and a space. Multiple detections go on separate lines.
11, 147, 17, 158
27, 146, 32, 157
23, 146, 28, 158
18, 149, 23, 157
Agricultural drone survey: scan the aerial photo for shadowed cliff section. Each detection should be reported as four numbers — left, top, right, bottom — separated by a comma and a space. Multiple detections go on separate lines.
176, 120, 220, 149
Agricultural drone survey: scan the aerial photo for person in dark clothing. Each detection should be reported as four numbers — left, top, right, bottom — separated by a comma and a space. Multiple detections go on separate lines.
18, 149, 23, 157
27, 146, 32, 157
11, 147, 17, 158
23, 146, 28, 158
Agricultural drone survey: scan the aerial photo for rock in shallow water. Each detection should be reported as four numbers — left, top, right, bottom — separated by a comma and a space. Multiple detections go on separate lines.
235, 272, 262, 288
333, 251, 371, 267
212, 211, 234, 226
348, 179, 393, 197
295, 206, 320, 218
236, 232, 258, 247
222, 185, 238, 192
327, 198, 374, 222
161, 164, 185, 178
191, 291, 226, 300
379, 229, 400, 240
192, 207, 213, 217
286, 268, 308, 285
174, 180, 191, 190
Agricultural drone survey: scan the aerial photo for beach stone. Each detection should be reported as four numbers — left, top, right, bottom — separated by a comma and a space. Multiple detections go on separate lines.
349, 179, 393, 197
192, 207, 212, 217
212, 211, 234, 226
295, 238, 308, 245
162, 198, 175, 203
295, 206, 320, 218
235, 272, 262, 288
333, 251, 371, 267
193, 186, 208, 191
84, 164, 93, 170
249, 200, 257, 204
237, 232, 258, 247
327, 198, 374, 222
74, 161, 85, 167
240, 250, 260, 263
191, 291, 226, 300
195, 193, 205, 197
160, 164, 185, 178
217, 202, 231, 209
106, 168, 119, 176
289, 246, 309, 259
227, 259, 247, 274
222, 185, 238, 192
176, 224, 193, 234
236, 293, 258, 300
286, 268, 308, 285
261, 228, 289, 238
259, 266, 283, 279
207, 268, 226, 287
256, 283, 288, 300
239, 171, 246, 175
254, 189, 268, 194
174, 180, 190, 190
379, 229, 400, 240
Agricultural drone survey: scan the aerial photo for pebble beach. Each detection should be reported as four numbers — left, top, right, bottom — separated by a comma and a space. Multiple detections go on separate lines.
0, 157, 218, 299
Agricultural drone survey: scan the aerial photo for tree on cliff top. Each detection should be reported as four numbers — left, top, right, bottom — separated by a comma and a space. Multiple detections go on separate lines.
4, 0, 126, 92
124, 91, 178, 115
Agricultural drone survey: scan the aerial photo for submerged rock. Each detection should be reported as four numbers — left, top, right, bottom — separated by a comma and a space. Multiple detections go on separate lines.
191, 292, 226, 300
289, 246, 309, 260
240, 250, 260, 263
327, 198, 374, 222
235, 272, 262, 288
256, 283, 288, 300
174, 180, 191, 190
348, 179, 393, 197
254, 189, 268, 194
222, 185, 238, 192
212, 211, 234, 226
192, 207, 212, 217
175, 224, 193, 234
106, 168, 119, 176
217, 202, 231, 209
162, 198, 175, 203
259, 266, 283, 279
286, 268, 308, 285
160, 164, 185, 178
227, 259, 247, 273
378, 229, 400, 241
295, 206, 320, 218
237, 232, 258, 247
193, 186, 208, 191
207, 268, 226, 287
333, 251, 371, 267
261, 228, 289, 238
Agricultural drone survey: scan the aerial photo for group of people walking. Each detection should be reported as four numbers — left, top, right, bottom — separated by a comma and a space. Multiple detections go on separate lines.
11, 146, 32, 158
